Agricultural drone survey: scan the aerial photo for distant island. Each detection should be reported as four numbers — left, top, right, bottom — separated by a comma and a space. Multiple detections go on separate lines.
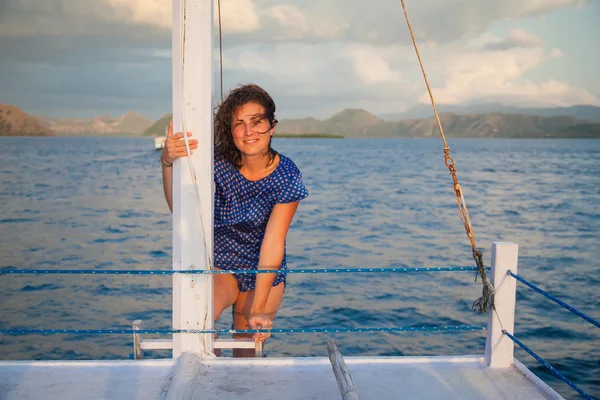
37, 111, 153, 136
142, 109, 600, 139
276, 133, 343, 138
1, 103, 600, 139
0, 105, 52, 136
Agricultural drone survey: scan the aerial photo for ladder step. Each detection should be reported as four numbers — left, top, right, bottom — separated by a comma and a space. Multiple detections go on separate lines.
214, 338, 257, 349
132, 320, 263, 358
141, 339, 172, 350
139, 338, 257, 350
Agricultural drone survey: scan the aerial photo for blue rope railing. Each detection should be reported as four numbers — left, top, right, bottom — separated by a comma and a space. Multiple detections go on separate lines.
503, 330, 593, 400
507, 270, 600, 330
0, 325, 486, 335
0, 266, 484, 275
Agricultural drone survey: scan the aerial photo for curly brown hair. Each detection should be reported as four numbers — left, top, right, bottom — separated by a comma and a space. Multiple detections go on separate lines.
214, 84, 277, 168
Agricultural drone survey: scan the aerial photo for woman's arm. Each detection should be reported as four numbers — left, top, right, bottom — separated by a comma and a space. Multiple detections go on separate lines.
251, 201, 300, 315
160, 121, 198, 213
161, 157, 174, 213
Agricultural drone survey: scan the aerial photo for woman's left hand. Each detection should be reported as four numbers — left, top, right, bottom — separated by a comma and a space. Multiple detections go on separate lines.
248, 312, 273, 343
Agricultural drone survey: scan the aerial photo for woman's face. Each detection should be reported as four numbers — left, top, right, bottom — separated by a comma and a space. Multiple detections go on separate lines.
231, 102, 274, 158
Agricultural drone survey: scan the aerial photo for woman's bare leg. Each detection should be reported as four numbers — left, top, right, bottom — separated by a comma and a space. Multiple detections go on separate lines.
213, 270, 240, 356
232, 282, 285, 358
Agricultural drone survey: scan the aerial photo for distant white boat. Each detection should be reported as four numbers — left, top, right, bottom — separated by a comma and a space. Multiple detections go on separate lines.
154, 136, 166, 151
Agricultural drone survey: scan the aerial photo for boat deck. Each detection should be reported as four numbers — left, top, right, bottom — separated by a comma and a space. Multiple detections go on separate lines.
0, 355, 562, 399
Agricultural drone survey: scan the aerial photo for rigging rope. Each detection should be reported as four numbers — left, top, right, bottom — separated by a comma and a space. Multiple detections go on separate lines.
0, 266, 486, 275
503, 331, 594, 400
508, 271, 600, 329
399, 0, 494, 313
217, 0, 224, 101
0, 325, 486, 336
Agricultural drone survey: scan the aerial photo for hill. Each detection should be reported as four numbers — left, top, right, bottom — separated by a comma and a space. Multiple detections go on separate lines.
380, 103, 600, 123
0, 105, 53, 136
277, 109, 600, 138
559, 122, 600, 138
142, 113, 173, 137
41, 111, 153, 135
397, 113, 584, 138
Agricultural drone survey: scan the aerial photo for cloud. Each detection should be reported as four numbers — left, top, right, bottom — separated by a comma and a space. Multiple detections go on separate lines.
215, 41, 416, 118
262, 5, 309, 38
551, 48, 564, 58
219, 0, 261, 34
483, 29, 544, 50
103, 0, 171, 29
220, 26, 599, 117
348, 45, 403, 85
0, 0, 8, 20
0, 0, 597, 119
415, 40, 599, 107
1, 0, 593, 44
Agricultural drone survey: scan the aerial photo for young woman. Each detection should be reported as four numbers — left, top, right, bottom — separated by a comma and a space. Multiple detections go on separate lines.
160, 84, 308, 357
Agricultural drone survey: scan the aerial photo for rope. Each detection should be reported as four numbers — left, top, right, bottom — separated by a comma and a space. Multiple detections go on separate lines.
217, 0, 223, 101
399, 0, 494, 314
508, 271, 600, 330
0, 325, 486, 336
0, 266, 487, 275
503, 330, 594, 400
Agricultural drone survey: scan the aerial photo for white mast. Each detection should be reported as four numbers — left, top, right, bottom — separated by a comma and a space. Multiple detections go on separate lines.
171, 0, 214, 357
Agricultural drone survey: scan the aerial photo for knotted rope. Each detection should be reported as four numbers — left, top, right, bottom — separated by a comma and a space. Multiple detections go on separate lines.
399, 0, 494, 313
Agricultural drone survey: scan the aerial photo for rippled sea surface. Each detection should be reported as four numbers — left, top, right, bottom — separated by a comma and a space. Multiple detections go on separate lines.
0, 137, 598, 399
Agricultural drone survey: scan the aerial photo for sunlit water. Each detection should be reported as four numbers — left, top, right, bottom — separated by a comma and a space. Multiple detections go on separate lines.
0, 137, 598, 399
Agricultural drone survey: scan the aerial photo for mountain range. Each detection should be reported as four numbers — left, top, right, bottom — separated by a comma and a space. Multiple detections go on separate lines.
276, 109, 600, 138
36, 111, 153, 135
143, 107, 600, 139
1, 104, 600, 138
380, 103, 600, 123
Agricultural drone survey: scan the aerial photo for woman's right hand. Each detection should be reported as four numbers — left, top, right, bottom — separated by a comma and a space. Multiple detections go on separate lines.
161, 121, 199, 166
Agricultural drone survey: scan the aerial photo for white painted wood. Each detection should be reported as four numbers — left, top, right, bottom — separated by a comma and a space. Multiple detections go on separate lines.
214, 338, 256, 349
513, 359, 565, 400
485, 242, 519, 368
326, 339, 360, 400
132, 320, 143, 360
0, 356, 564, 399
141, 339, 173, 350
136, 338, 263, 356
171, 0, 214, 358
163, 352, 203, 400
255, 340, 263, 358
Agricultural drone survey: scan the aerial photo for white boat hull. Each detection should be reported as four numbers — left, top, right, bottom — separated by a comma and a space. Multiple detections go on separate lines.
154, 136, 166, 150
0, 356, 563, 399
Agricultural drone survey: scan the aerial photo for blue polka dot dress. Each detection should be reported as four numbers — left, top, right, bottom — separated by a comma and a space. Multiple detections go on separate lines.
214, 153, 309, 292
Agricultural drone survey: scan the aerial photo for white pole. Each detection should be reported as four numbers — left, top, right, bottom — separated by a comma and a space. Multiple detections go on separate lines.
171, 0, 214, 358
484, 242, 519, 368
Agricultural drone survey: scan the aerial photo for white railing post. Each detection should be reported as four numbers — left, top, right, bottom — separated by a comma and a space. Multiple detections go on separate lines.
485, 242, 519, 367
171, 0, 214, 358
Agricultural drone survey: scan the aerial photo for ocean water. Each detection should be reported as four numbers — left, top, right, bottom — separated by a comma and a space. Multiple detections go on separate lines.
0, 136, 598, 399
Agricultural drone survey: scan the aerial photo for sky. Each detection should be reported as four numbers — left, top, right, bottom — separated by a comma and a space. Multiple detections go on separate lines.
0, 0, 599, 120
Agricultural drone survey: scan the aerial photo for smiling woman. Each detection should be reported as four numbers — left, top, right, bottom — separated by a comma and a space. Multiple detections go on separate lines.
215, 84, 279, 169
160, 83, 309, 357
